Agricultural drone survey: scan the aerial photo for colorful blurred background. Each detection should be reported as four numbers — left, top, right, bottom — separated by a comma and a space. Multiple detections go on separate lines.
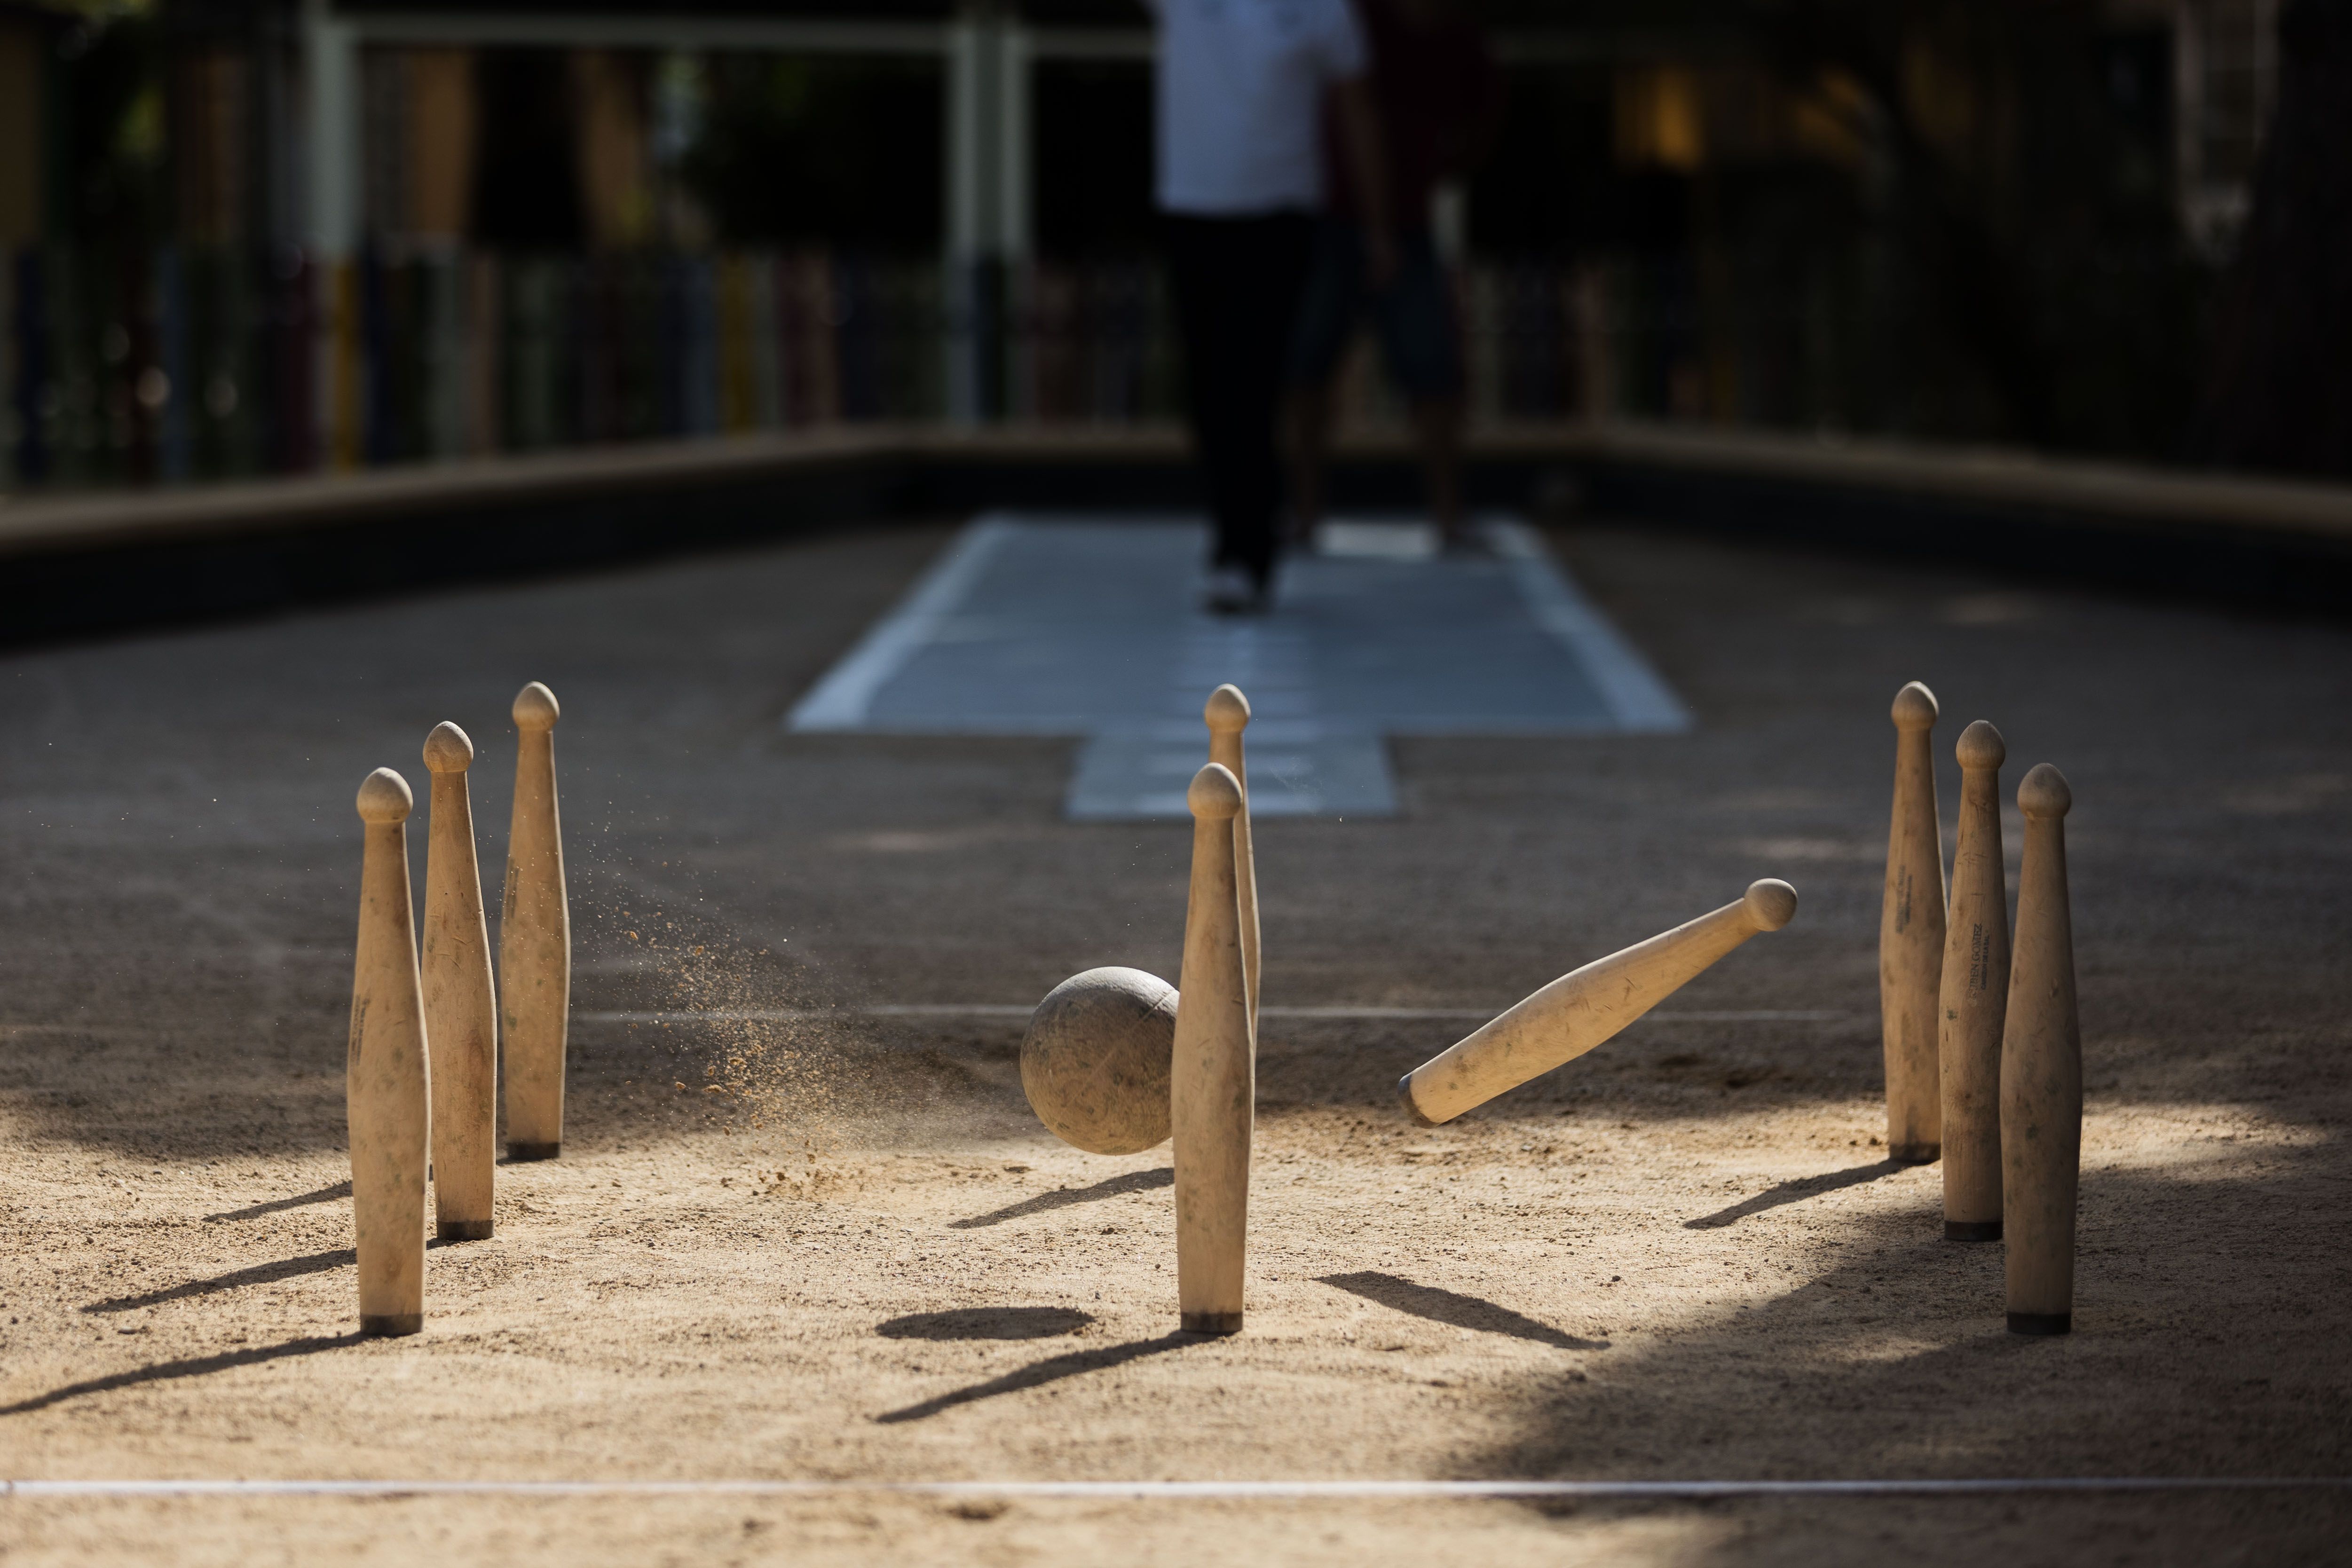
0, 0, 2334, 496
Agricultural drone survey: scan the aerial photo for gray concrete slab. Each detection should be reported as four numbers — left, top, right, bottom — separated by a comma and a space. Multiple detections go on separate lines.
789, 513, 1688, 818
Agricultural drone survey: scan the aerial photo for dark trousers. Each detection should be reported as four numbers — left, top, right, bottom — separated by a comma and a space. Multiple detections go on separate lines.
1163, 212, 1316, 588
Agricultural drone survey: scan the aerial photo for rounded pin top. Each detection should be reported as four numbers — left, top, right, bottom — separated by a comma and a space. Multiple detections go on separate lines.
1187, 762, 1243, 821
1743, 878, 1799, 931
2018, 762, 2072, 819
1890, 681, 1939, 730
1204, 684, 1251, 733
422, 720, 475, 773
513, 681, 560, 730
1955, 718, 2006, 771
356, 766, 414, 824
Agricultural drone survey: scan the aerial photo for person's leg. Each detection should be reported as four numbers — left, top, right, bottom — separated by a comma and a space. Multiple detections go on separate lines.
1164, 215, 1244, 573
1410, 394, 1468, 545
1167, 213, 1315, 604
1284, 221, 1365, 551
1170, 217, 1276, 601
1370, 231, 1472, 544
1215, 214, 1316, 596
1285, 381, 1334, 551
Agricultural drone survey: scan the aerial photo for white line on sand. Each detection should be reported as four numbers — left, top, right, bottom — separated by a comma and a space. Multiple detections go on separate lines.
574, 1008, 1848, 1025
785, 516, 1016, 731
0, 1009, 1845, 1040
1487, 518, 1693, 734
4, 1478, 2342, 1501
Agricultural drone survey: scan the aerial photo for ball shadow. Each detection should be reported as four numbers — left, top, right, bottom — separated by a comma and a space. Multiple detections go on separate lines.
875, 1306, 1095, 1341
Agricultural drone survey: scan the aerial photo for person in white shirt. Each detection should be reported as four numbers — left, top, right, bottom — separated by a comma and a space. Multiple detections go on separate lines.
1145, 0, 1393, 612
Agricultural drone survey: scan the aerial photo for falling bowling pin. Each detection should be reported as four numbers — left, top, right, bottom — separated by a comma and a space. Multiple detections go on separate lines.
1881, 680, 1946, 1163
349, 767, 429, 1337
2002, 763, 2081, 1335
1205, 684, 1261, 1030
1399, 880, 1798, 1125
423, 722, 497, 1241
1939, 720, 2009, 1241
1172, 763, 1253, 1335
501, 681, 569, 1161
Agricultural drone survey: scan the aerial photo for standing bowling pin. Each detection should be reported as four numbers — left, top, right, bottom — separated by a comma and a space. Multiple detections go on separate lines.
1205, 684, 1261, 1031
1172, 763, 1253, 1335
501, 681, 569, 1161
349, 768, 430, 1337
2002, 763, 2080, 1335
423, 723, 497, 1241
1881, 680, 1946, 1162
1939, 720, 2009, 1241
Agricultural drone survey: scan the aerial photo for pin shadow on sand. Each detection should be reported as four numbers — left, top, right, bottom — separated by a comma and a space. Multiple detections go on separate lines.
201, 1180, 352, 1224
874, 1332, 1202, 1425
84, 1233, 465, 1316
1681, 1159, 1909, 1230
1318, 1272, 1606, 1351
947, 1167, 1174, 1230
83, 1247, 359, 1315
0, 1333, 363, 1416
877, 1306, 1094, 1341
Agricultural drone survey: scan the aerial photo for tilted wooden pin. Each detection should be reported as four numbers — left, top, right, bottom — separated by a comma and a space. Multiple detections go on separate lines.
1881, 680, 1946, 1163
2002, 763, 2081, 1336
1399, 880, 1798, 1127
423, 722, 497, 1242
349, 767, 429, 1337
1939, 720, 2010, 1241
1205, 684, 1261, 1032
1172, 763, 1253, 1335
501, 681, 570, 1161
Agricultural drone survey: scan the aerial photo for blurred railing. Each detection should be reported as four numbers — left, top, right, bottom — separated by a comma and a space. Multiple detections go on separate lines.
0, 242, 1952, 492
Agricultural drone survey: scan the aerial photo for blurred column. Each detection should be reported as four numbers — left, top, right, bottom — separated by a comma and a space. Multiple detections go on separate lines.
944, 2, 1029, 424
301, 0, 361, 263
996, 19, 1032, 267
944, 8, 990, 423
301, 0, 362, 467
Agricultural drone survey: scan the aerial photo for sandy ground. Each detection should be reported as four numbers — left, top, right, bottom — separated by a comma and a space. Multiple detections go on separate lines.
3, 516, 2350, 1565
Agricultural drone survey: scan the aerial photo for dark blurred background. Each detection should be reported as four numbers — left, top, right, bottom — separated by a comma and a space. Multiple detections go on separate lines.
0, 0, 2341, 492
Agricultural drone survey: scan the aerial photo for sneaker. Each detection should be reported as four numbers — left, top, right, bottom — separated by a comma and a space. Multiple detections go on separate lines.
1204, 564, 1266, 615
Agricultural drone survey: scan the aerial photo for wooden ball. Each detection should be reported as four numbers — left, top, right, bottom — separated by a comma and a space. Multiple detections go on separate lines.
1021, 967, 1177, 1155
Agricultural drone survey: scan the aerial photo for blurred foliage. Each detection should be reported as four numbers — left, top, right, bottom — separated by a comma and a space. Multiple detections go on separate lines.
1735, 0, 2216, 457
2190, 0, 2352, 478
51, 2, 166, 248
1460, 1, 2216, 459
678, 55, 942, 250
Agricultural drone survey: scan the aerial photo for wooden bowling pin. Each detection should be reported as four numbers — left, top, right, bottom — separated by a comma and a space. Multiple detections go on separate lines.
1205, 684, 1261, 1031
349, 768, 430, 1337
422, 722, 497, 1241
1939, 720, 2009, 1241
1172, 763, 1254, 1335
1881, 680, 1946, 1163
1400, 880, 1798, 1126
2002, 763, 2080, 1335
501, 682, 569, 1161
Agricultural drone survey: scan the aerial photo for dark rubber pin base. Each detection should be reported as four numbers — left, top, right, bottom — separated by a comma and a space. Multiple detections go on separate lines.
507, 1142, 560, 1163
1889, 1142, 1941, 1165
360, 1313, 423, 1338
1181, 1312, 1243, 1336
2007, 1311, 2072, 1336
437, 1220, 493, 1242
1397, 1076, 1437, 1128
1944, 1220, 2002, 1242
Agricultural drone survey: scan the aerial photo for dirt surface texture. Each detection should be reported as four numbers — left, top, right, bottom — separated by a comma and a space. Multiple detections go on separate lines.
3, 517, 2350, 1566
